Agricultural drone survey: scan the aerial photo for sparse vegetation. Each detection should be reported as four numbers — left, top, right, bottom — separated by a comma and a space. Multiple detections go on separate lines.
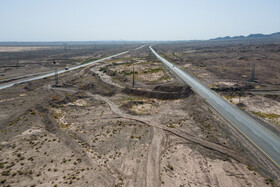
252, 111, 280, 120
0, 41, 279, 187
264, 178, 274, 185
1, 179, 6, 184
167, 163, 174, 171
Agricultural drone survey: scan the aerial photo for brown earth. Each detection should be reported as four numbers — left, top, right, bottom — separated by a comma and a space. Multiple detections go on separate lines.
0, 43, 137, 82
0, 44, 279, 186
155, 39, 280, 135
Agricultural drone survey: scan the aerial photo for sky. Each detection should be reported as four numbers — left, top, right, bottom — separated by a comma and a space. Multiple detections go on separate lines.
0, 0, 280, 41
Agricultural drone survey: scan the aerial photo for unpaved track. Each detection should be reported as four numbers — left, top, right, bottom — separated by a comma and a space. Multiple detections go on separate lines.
70, 90, 164, 186
150, 46, 280, 169
146, 127, 163, 187
51, 87, 249, 186
90, 65, 124, 89
86, 92, 247, 164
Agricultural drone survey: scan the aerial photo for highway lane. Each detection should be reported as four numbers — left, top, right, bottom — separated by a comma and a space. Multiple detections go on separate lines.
150, 46, 280, 169
0, 70, 54, 83
0, 51, 129, 91
134, 45, 146, 50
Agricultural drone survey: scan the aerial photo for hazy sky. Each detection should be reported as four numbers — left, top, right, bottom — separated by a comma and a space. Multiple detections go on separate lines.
0, 0, 280, 41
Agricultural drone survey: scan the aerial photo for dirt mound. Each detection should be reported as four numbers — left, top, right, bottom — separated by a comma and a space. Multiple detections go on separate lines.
153, 84, 189, 92
120, 100, 158, 115
122, 86, 193, 100
82, 82, 117, 96
99, 66, 128, 82
122, 100, 145, 108
23, 78, 49, 91
236, 102, 246, 107
211, 84, 255, 92
50, 91, 88, 106
65, 72, 119, 96
265, 94, 280, 102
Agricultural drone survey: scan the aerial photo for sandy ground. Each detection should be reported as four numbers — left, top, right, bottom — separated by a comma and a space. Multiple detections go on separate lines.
0, 46, 58, 52
225, 95, 280, 131
0, 46, 278, 186
155, 40, 280, 147
0, 43, 136, 83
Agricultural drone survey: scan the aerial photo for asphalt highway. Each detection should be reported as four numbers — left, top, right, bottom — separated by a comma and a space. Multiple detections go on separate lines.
150, 46, 280, 169
0, 51, 129, 91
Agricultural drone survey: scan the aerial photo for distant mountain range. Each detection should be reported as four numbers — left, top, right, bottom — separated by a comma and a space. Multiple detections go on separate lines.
210, 32, 280, 41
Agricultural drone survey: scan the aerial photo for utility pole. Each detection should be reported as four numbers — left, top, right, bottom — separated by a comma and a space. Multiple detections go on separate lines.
53, 60, 58, 86
250, 63, 255, 82
132, 66, 135, 88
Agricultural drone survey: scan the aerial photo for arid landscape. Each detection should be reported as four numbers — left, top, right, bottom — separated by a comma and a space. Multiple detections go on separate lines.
0, 40, 280, 187
155, 39, 280, 133
0, 42, 137, 83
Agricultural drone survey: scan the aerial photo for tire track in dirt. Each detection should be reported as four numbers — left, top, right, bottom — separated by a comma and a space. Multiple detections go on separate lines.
51, 87, 249, 186
85, 92, 164, 186
87, 93, 164, 186
35, 104, 95, 167
51, 89, 164, 186
86, 92, 247, 163
146, 127, 163, 187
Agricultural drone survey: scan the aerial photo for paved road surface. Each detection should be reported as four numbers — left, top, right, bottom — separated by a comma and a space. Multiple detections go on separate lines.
134, 45, 146, 50
150, 46, 280, 169
0, 51, 129, 90
0, 71, 54, 83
